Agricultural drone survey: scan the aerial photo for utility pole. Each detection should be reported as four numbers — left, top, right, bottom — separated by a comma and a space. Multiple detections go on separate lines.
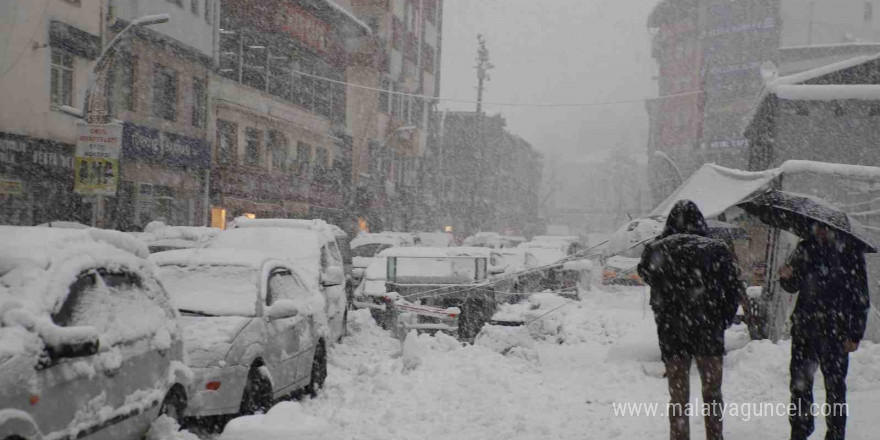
475, 34, 493, 115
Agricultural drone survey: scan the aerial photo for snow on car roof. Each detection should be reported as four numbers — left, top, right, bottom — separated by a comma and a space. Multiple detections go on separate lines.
141, 221, 221, 243
149, 248, 280, 270
205, 227, 323, 267
230, 217, 344, 241
351, 233, 408, 248
378, 246, 493, 258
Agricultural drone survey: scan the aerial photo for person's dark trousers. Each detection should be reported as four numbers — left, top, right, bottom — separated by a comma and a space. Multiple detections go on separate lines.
665, 356, 724, 440
790, 334, 850, 440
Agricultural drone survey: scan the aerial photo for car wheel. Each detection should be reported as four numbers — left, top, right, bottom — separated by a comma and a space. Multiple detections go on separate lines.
305, 341, 327, 397
159, 385, 187, 426
239, 366, 273, 415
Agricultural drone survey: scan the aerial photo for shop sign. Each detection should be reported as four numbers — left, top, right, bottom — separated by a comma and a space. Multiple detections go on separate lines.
0, 135, 74, 173
123, 123, 211, 169
0, 179, 24, 195
74, 122, 122, 196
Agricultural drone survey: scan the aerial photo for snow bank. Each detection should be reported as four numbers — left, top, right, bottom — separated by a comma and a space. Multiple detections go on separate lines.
146, 415, 200, 440
221, 401, 331, 440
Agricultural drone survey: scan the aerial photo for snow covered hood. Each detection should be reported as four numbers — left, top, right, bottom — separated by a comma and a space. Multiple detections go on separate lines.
178, 315, 250, 367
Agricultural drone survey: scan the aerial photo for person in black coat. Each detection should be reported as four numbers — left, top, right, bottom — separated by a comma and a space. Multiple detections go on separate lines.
779, 223, 870, 440
638, 200, 742, 440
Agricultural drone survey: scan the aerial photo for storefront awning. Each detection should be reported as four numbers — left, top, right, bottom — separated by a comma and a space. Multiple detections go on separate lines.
650, 163, 781, 219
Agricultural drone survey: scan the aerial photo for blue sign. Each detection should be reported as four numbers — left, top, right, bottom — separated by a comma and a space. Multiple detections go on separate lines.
122, 123, 211, 169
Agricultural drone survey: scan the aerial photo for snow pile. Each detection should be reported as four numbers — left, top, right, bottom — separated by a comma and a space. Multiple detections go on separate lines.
220, 401, 331, 440
146, 415, 200, 440
475, 325, 537, 361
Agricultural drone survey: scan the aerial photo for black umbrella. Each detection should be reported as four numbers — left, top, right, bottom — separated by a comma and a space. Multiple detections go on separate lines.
738, 189, 877, 253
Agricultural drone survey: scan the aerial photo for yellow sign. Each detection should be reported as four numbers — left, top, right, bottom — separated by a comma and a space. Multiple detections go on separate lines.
0, 179, 24, 195
74, 122, 122, 196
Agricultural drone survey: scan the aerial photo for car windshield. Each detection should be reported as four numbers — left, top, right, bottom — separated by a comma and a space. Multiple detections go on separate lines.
352, 243, 393, 258
158, 265, 259, 316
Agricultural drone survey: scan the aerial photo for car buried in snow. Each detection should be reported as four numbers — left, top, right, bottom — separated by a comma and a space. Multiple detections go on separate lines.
0, 226, 190, 440
353, 247, 514, 342
203, 224, 348, 343
150, 249, 328, 418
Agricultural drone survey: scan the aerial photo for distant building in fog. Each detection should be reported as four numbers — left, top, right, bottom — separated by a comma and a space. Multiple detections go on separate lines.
646, 0, 880, 205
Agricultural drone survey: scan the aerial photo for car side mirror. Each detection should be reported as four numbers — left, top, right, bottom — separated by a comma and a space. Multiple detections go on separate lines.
321, 266, 345, 287
43, 326, 100, 363
266, 300, 299, 321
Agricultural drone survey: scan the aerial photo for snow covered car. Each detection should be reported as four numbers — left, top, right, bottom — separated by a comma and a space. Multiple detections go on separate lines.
489, 248, 545, 295
227, 217, 353, 300
355, 247, 508, 341
151, 249, 327, 417
350, 232, 413, 286
0, 226, 189, 440
601, 256, 644, 286
414, 231, 455, 248
204, 226, 347, 343
462, 232, 525, 249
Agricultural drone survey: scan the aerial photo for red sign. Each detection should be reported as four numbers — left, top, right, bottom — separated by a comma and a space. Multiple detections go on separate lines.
277, 5, 330, 52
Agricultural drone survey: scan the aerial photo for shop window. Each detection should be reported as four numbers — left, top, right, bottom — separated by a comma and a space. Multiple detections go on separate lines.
216, 120, 236, 165
50, 50, 74, 107
245, 127, 261, 167
269, 130, 288, 171
152, 64, 178, 121
192, 77, 206, 128
296, 142, 312, 176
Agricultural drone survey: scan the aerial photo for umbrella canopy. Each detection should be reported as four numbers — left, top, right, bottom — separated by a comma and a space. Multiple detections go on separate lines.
738, 189, 877, 253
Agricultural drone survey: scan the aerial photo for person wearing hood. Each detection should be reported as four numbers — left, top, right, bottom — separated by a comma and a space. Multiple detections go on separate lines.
638, 200, 743, 440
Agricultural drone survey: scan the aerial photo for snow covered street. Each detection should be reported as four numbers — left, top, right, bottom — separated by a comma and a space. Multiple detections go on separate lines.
164, 287, 880, 440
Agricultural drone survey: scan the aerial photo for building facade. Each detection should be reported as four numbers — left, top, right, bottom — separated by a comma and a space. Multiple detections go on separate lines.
646, 0, 880, 205
0, 0, 102, 225
209, 0, 369, 229
431, 111, 541, 238
342, 0, 444, 232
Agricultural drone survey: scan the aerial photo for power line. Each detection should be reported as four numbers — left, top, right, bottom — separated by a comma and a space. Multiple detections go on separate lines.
290, 68, 703, 108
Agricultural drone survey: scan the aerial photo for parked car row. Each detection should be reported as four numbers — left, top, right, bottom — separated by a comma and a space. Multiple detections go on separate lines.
0, 218, 350, 440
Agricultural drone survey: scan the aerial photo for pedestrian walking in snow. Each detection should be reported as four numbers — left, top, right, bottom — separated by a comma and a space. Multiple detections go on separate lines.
638, 200, 742, 440
779, 223, 870, 440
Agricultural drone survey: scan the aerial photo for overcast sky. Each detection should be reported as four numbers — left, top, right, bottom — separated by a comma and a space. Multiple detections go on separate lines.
439, 0, 660, 162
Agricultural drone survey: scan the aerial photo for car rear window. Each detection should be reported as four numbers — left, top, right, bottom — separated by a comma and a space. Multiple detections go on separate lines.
159, 265, 259, 316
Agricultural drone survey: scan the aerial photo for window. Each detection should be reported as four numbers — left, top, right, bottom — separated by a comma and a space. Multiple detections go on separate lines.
111, 52, 136, 114
296, 142, 312, 175
425, 0, 437, 24
205, 0, 213, 23
368, 17, 380, 33
55, 271, 166, 341
869, 103, 880, 117
379, 77, 391, 113
392, 17, 403, 51
867, 2, 874, 21
192, 77, 206, 128
216, 120, 237, 165
316, 146, 329, 175
191, 0, 199, 14
245, 127, 261, 166
50, 50, 74, 107
267, 269, 311, 305
152, 65, 177, 121
413, 97, 424, 127
422, 43, 435, 73
269, 130, 288, 171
